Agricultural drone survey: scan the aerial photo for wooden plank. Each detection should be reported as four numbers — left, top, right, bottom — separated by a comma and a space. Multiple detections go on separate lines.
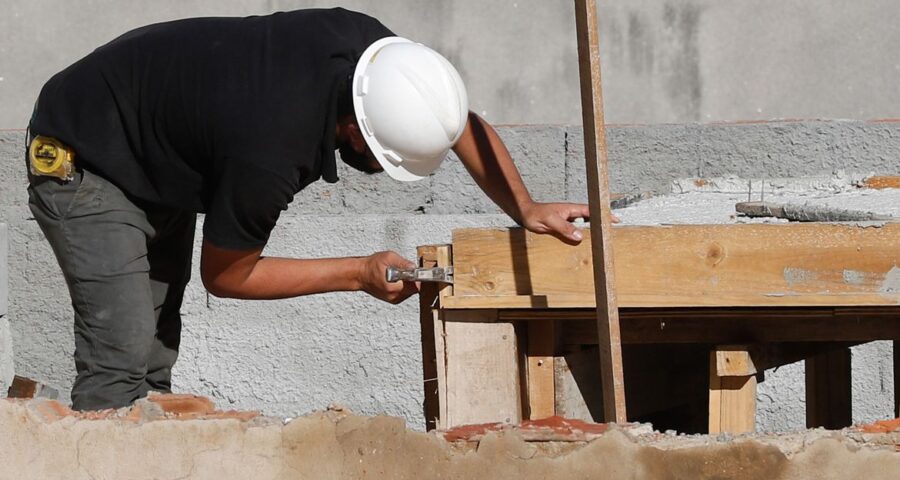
709, 349, 757, 434
716, 347, 758, 377
442, 292, 900, 309
450, 224, 900, 308
417, 245, 453, 431
806, 347, 852, 429
574, 0, 627, 425
525, 322, 556, 419
442, 310, 522, 427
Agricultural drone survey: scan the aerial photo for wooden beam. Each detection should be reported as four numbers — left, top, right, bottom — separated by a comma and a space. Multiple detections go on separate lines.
806, 347, 852, 429
573, 0, 627, 424
709, 348, 757, 434
417, 245, 453, 430
450, 224, 900, 308
442, 310, 522, 428
525, 322, 556, 419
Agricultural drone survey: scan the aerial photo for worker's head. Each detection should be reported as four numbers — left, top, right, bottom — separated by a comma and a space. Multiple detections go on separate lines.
346, 37, 469, 181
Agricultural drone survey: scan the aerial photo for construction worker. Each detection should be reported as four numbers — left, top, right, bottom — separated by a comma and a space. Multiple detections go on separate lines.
26, 8, 593, 411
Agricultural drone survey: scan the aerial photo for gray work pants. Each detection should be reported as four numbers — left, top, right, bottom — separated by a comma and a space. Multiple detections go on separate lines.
28, 167, 196, 411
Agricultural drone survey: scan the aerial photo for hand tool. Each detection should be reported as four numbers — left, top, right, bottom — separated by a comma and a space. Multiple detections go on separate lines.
29, 135, 75, 181
385, 266, 454, 284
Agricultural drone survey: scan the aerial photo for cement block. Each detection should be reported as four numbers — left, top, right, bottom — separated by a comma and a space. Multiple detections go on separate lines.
566, 121, 900, 203
292, 159, 434, 215
430, 125, 567, 214
566, 124, 701, 202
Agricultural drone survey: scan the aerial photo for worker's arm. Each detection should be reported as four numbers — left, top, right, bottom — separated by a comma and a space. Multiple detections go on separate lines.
200, 241, 418, 303
452, 111, 609, 244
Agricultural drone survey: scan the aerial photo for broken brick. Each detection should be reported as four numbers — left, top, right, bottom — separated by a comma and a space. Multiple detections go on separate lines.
146, 393, 216, 416
442, 416, 611, 442
858, 418, 900, 434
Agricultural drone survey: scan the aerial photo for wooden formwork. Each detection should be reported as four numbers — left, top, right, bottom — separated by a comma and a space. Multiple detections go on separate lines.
418, 224, 900, 433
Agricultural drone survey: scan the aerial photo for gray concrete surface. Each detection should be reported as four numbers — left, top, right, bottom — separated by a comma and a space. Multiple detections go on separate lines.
0, 222, 13, 394
3, 1, 900, 129
1, 121, 898, 430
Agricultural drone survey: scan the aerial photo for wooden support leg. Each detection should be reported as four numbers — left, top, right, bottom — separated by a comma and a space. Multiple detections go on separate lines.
525, 321, 556, 420
806, 347, 852, 429
709, 346, 757, 434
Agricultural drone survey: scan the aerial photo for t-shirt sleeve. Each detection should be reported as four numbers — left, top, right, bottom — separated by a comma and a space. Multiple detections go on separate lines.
202, 161, 295, 250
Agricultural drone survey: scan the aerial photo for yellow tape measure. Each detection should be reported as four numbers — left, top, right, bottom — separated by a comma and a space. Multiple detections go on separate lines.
29, 136, 75, 181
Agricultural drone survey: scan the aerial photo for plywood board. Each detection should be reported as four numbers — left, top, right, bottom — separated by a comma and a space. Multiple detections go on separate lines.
442, 310, 522, 428
450, 224, 900, 308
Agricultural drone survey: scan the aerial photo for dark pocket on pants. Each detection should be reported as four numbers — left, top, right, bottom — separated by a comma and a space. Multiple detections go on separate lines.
28, 170, 87, 220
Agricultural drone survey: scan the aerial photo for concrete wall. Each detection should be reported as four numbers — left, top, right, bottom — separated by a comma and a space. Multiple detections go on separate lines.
2, 0, 900, 129
0, 222, 12, 394
1, 120, 898, 430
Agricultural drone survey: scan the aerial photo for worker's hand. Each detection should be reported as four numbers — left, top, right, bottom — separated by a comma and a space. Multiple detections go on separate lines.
359, 251, 420, 304
520, 202, 620, 244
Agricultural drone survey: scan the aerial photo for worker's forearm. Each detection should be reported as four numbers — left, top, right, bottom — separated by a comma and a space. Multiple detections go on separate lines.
452, 112, 534, 224
209, 256, 364, 300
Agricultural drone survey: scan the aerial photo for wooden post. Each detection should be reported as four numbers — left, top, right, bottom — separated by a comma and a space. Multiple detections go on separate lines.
806, 347, 852, 429
417, 245, 453, 430
573, 0, 627, 423
708, 346, 758, 434
525, 322, 556, 419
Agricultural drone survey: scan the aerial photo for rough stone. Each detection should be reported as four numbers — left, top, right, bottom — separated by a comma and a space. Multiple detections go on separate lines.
1, 399, 899, 480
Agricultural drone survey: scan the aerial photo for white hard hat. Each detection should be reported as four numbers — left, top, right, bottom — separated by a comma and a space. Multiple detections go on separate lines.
352, 37, 469, 182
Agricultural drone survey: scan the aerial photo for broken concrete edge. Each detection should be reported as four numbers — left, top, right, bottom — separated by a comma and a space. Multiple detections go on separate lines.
672, 173, 900, 196
7, 394, 900, 455
6, 393, 265, 425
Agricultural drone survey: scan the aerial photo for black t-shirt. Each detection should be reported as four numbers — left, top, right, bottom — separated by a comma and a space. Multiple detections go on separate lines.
31, 8, 394, 250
